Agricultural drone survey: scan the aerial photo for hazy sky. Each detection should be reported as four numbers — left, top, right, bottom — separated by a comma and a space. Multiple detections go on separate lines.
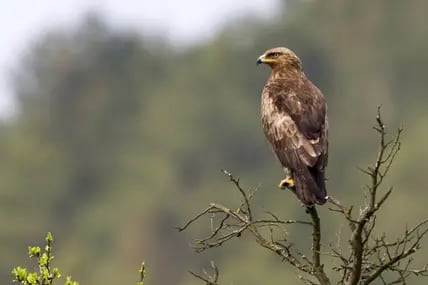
0, 0, 279, 118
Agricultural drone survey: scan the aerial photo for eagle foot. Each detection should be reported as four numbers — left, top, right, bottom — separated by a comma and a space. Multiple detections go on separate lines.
278, 176, 295, 190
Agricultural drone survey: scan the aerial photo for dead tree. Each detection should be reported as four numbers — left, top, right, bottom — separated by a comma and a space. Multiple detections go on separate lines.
178, 107, 428, 285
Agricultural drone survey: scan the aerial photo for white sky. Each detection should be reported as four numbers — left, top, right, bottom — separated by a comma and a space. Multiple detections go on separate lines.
0, 0, 279, 118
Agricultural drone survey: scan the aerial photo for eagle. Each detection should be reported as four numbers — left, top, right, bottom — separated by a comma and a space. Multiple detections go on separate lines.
257, 47, 328, 206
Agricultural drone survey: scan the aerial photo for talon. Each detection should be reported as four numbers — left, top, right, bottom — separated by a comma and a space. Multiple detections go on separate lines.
278, 175, 295, 189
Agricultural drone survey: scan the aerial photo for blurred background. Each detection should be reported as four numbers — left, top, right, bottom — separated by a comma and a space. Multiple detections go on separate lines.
1, 0, 428, 284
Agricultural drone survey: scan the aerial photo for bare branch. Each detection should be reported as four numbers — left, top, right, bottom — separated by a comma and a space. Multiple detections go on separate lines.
189, 261, 220, 285
327, 196, 357, 231
221, 169, 253, 221
179, 170, 327, 282
181, 108, 427, 285
176, 206, 216, 232
307, 206, 331, 285
345, 107, 428, 285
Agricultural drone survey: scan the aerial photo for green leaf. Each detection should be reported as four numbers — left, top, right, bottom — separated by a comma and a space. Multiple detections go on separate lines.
64, 276, 79, 285
53, 267, 61, 278
46, 232, 53, 243
39, 252, 49, 266
26, 272, 40, 285
12, 266, 28, 281
28, 246, 41, 258
41, 267, 50, 279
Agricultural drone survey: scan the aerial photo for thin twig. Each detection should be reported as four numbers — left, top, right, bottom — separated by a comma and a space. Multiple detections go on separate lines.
189, 261, 220, 285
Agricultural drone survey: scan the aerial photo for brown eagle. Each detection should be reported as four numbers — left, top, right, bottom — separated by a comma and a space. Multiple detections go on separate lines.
257, 47, 328, 206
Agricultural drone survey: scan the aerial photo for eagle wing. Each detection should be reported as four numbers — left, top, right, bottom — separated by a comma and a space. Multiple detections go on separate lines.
261, 78, 328, 205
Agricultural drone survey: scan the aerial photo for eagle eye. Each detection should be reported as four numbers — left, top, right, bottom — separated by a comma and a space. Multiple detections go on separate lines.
268, 52, 281, 58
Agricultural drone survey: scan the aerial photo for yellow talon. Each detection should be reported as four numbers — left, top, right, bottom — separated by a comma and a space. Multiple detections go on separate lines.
279, 176, 295, 189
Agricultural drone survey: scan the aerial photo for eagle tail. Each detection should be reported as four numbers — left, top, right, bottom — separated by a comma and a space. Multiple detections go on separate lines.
294, 168, 327, 206
311, 167, 327, 204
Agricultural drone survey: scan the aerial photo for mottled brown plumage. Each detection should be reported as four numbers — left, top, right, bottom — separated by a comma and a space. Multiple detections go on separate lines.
257, 47, 328, 206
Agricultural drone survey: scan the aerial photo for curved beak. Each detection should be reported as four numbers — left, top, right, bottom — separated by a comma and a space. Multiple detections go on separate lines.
256, 54, 265, 66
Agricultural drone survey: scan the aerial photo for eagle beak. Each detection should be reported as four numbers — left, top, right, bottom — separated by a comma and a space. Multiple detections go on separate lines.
256, 55, 265, 66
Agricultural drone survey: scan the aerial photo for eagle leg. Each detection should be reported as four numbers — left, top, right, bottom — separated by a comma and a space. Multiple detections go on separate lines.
278, 174, 295, 190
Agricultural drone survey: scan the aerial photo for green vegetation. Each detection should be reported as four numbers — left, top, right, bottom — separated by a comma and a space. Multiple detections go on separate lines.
12, 233, 78, 285
2, 1, 428, 284
11, 233, 147, 285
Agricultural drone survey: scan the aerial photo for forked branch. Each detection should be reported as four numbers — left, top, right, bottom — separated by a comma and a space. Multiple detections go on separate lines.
178, 169, 330, 285
189, 261, 221, 285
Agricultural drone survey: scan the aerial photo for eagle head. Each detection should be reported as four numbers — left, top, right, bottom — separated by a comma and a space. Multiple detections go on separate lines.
257, 47, 302, 71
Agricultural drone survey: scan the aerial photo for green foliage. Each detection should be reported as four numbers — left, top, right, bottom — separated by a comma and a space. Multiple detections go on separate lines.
11, 233, 78, 285
12, 233, 147, 285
